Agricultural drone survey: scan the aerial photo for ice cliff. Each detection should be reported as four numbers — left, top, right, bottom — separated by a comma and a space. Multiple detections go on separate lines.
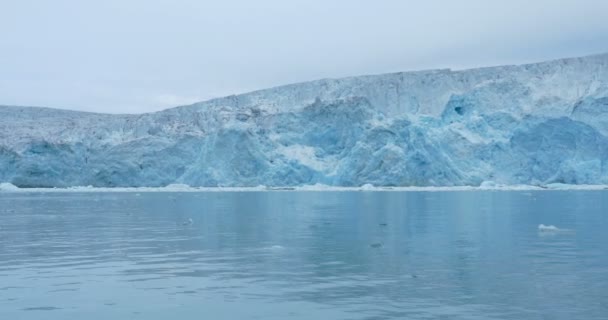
1, 53, 608, 187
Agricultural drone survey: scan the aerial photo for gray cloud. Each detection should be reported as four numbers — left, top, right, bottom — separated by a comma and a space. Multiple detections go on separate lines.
1, 0, 607, 113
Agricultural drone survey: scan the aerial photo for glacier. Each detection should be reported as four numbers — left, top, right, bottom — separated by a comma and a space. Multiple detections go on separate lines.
1, 53, 608, 188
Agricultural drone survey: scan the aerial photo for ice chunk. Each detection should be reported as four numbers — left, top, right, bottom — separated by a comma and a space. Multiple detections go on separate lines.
0, 183, 19, 191
538, 224, 560, 232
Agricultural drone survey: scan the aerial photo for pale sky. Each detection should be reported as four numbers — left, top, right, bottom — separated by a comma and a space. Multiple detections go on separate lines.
1, 0, 608, 114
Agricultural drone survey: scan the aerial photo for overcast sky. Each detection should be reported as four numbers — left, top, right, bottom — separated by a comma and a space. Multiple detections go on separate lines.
1, 0, 608, 114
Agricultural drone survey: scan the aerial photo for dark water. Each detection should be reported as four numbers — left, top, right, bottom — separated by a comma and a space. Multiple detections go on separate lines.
0, 191, 607, 319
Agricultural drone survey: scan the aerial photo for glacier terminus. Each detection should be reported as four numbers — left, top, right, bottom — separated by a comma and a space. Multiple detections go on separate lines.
1, 53, 607, 188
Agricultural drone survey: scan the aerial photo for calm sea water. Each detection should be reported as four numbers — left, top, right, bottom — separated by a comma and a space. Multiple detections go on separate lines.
0, 191, 607, 319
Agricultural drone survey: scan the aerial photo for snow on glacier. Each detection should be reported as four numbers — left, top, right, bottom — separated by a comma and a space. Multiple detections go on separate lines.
1, 53, 608, 188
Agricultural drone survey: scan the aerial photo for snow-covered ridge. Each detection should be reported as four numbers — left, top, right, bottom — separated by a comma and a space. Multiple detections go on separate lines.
1, 53, 608, 187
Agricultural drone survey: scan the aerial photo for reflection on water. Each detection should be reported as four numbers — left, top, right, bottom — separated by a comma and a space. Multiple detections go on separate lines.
0, 191, 607, 319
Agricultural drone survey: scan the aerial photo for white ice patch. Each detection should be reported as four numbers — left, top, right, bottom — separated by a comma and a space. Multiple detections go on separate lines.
165, 183, 193, 190
0, 183, 19, 191
538, 224, 560, 232
537, 224, 575, 235
360, 183, 376, 190
260, 245, 286, 252
479, 181, 498, 188
276, 144, 332, 172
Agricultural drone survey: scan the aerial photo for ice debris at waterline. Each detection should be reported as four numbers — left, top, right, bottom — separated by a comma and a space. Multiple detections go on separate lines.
0, 182, 607, 193
1, 53, 608, 188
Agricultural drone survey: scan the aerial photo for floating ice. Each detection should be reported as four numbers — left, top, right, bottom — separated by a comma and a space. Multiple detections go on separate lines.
538, 224, 560, 232
262, 245, 285, 252
360, 184, 376, 190
539, 225, 578, 237
538, 224, 576, 235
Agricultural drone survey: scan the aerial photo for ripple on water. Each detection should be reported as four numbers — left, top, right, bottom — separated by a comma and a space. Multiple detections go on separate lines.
0, 191, 606, 319
22, 307, 62, 311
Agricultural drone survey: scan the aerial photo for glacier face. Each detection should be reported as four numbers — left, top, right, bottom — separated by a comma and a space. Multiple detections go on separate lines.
1, 54, 608, 187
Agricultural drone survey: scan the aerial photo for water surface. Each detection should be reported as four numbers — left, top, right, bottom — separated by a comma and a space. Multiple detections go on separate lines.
1, 191, 607, 319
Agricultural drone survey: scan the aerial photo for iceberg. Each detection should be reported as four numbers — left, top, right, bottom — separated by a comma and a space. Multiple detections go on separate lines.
1, 53, 608, 188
